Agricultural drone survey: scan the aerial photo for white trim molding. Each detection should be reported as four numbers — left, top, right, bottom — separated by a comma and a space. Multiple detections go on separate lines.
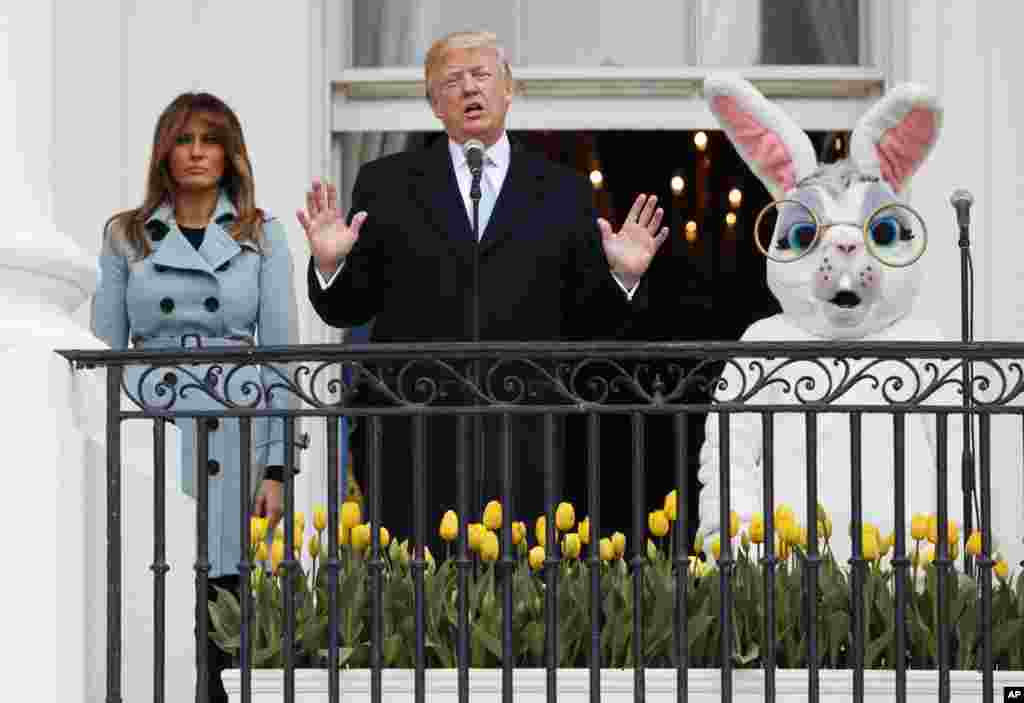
332, 66, 885, 133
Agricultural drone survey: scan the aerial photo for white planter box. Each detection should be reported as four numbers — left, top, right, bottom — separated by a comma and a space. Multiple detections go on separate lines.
225, 668, 1024, 702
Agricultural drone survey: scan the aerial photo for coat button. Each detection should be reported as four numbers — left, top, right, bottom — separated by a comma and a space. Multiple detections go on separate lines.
160, 297, 174, 314
205, 417, 220, 432
204, 297, 220, 313
208, 459, 221, 476
154, 264, 168, 273
162, 372, 178, 386
216, 261, 230, 272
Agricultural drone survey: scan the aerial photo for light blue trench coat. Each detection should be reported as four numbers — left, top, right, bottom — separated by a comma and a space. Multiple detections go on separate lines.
91, 192, 298, 578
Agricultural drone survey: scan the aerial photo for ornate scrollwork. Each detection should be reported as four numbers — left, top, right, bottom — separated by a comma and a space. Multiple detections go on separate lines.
108, 348, 1024, 415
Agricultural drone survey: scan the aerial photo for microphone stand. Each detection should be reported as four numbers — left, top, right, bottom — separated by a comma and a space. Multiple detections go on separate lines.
470, 168, 484, 528
957, 206, 976, 576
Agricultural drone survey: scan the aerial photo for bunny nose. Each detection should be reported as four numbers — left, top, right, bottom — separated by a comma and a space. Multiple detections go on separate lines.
836, 242, 860, 255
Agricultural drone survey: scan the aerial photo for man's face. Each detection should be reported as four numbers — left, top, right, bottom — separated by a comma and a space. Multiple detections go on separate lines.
430, 47, 512, 146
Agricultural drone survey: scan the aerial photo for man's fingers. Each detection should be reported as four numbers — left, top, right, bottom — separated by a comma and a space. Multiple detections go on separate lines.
326, 182, 338, 214
306, 187, 318, 219
648, 208, 665, 234
596, 217, 615, 241
296, 209, 311, 234
639, 195, 658, 225
653, 226, 669, 251
349, 211, 369, 238
312, 180, 324, 215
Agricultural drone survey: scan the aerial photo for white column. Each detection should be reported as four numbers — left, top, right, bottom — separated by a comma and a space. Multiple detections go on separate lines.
0, 3, 105, 703
903, 0, 1024, 569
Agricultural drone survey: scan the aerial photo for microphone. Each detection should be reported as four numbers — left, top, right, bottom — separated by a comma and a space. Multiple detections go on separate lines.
950, 188, 974, 229
463, 139, 485, 179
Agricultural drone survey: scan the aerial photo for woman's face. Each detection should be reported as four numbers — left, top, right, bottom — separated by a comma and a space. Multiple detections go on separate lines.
168, 112, 226, 193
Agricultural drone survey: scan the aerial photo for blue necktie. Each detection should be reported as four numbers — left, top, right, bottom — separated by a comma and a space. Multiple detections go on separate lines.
475, 159, 496, 239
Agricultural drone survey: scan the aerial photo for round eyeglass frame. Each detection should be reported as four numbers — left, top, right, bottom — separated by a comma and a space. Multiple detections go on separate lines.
752, 198, 929, 268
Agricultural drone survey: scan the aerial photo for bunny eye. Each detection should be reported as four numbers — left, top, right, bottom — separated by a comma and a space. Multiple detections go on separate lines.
776, 222, 817, 252
868, 216, 913, 247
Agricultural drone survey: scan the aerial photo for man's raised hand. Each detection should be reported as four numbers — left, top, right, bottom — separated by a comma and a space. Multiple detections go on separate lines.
598, 193, 669, 289
296, 180, 367, 278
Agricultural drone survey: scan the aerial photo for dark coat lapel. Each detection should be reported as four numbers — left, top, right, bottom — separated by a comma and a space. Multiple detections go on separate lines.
408, 138, 475, 252
479, 141, 547, 257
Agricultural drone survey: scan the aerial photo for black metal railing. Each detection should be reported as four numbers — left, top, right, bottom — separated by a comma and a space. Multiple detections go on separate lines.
59, 340, 1023, 703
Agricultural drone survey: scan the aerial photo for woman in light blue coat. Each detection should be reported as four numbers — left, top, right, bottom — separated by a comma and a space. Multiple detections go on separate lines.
91, 92, 297, 703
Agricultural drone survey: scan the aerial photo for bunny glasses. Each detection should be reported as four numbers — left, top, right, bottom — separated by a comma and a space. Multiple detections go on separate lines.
754, 198, 928, 268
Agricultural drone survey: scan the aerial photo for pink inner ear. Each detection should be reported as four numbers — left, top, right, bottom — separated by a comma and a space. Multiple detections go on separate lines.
712, 95, 797, 192
876, 108, 936, 191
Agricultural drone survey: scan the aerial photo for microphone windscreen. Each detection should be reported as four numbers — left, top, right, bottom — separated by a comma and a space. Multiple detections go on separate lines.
950, 188, 974, 208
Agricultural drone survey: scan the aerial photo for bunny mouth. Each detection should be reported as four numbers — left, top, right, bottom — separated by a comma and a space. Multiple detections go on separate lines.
830, 291, 863, 309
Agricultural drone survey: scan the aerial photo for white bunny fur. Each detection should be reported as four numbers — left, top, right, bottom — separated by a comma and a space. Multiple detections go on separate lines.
696, 76, 963, 564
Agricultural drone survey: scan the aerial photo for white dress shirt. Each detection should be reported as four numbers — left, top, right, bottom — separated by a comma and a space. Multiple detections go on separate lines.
314, 132, 637, 299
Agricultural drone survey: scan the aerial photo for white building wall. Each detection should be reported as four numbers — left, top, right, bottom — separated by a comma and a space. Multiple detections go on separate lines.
901, 0, 1024, 568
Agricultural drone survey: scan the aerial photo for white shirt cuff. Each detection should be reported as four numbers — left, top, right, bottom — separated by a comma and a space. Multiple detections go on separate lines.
611, 272, 640, 301
314, 260, 345, 289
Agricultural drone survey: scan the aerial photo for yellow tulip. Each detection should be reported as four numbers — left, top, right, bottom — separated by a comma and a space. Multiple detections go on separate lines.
468, 523, 484, 553
749, 514, 764, 545
483, 500, 502, 531
379, 526, 391, 548
664, 490, 678, 521
529, 545, 545, 571
926, 514, 938, 545
512, 521, 526, 546
946, 519, 960, 546
271, 540, 285, 573
480, 529, 499, 562
308, 533, 320, 559
797, 527, 808, 549
578, 518, 591, 545
611, 531, 626, 559
535, 516, 547, 547
313, 504, 327, 532
646, 538, 658, 561
396, 539, 410, 565
351, 523, 371, 552
255, 541, 268, 562
966, 530, 982, 556
729, 511, 740, 539
774, 504, 794, 526
741, 530, 750, 550
338, 524, 350, 547
909, 513, 927, 541
783, 519, 801, 547
341, 501, 362, 530
711, 536, 721, 561
251, 516, 268, 545
274, 524, 284, 542
648, 510, 670, 538
599, 537, 614, 562
880, 532, 894, 557
862, 528, 879, 561
439, 510, 459, 543
294, 512, 305, 534
563, 533, 581, 560
424, 546, 435, 569
556, 502, 576, 532
994, 559, 1009, 580
692, 532, 704, 555
920, 545, 935, 566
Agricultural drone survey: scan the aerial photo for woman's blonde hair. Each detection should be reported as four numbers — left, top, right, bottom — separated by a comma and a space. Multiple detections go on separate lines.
104, 92, 265, 258
424, 31, 512, 101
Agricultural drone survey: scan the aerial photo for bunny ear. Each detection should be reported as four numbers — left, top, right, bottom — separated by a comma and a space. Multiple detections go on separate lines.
849, 84, 942, 194
704, 75, 819, 200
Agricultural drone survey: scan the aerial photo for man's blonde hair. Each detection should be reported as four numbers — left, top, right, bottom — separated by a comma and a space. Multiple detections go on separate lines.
424, 31, 512, 101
